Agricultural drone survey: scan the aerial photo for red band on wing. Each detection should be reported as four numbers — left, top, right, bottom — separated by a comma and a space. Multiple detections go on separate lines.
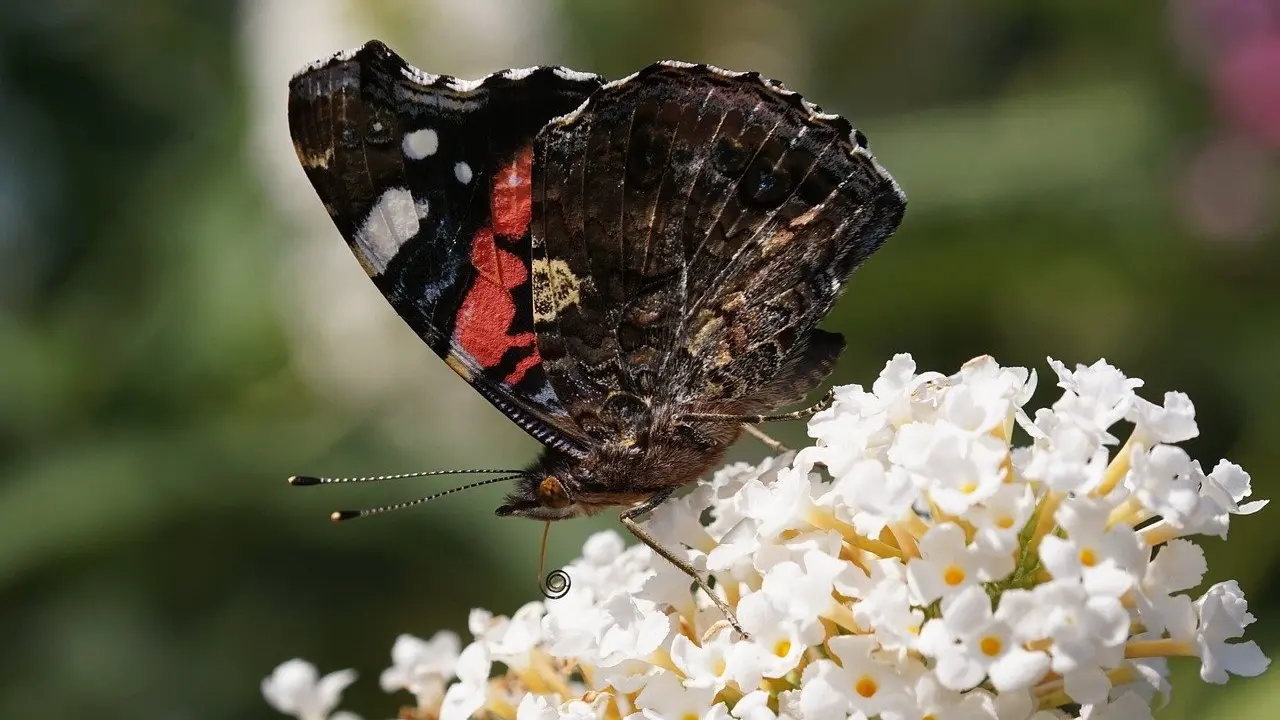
491, 145, 533, 238
452, 146, 544, 385
453, 227, 541, 384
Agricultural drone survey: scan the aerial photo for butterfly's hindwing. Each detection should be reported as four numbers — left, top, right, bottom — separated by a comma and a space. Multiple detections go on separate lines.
532, 63, 906, 419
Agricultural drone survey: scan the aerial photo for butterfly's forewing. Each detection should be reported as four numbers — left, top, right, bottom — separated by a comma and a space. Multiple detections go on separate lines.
288, 41, 605, 453
531, 63, 906, 419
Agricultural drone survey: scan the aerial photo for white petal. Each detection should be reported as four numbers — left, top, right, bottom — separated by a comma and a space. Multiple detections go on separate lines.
942, 585, 992, 634
262, 659, 320, 715
1146, 539, 1205, 593
1063, 666, 1112, 705
798, 661, 852, 720
315, 669, 358, 713
989, 648, 1050, 691
516, 694, 559, 720
439, 680, 487, 720
1201, 640, 1270, 683
932, 646, 985, 691
453, 642, 491, 685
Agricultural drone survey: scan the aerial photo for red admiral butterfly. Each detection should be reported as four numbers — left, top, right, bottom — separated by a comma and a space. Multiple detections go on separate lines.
287, 40, 905, 632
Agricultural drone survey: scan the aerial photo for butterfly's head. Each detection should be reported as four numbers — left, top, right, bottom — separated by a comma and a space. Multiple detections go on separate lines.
494, 470, 584, 521
495, 450, 649, 521
495, 449, 594, 520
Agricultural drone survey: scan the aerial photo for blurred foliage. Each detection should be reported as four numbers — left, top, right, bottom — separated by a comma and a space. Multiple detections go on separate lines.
0, 1, 1276, 718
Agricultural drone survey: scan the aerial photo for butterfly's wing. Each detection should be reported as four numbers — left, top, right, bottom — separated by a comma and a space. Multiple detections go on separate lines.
288, 40, 604, 453
530, 62, 906, 420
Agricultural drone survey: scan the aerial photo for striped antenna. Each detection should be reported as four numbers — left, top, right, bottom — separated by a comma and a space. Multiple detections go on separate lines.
327, 474, 523, 522
288, 468, 523, 486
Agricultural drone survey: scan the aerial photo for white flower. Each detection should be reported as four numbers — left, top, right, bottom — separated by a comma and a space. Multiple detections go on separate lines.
379, 630, 459, 706
730, 690, 780, 720
262, 659, 358, 720
799, 635, 910, 720
596, 594, 672, 666
1046, 357, 1142, 431
264, 354, 1269, 720
1192, 580, 1270, 683
909, 672, 999, 720
918, 586, 1049, 692
515, 693, 559, 720
850, 557, 924, 654
1078, 691, 1154, 720
1019, 407, 1109, 493
1038, 499, 1143, 597
817, 458, 918, 539
471, 602, 545, 667
1125, 444, 1202, 525
890, 421, 1008, 516
1127, 391, 1198, 444
965, 483, 1036, 551
725, 592, 818, 689
1190, 460, 1270, 537
438, 642, 491, 720
758, 548, 852, 622
670, 626, 737, 692
629, 669, 718, 720
1030, 580, 1129, 704
906, 522, 1012, 604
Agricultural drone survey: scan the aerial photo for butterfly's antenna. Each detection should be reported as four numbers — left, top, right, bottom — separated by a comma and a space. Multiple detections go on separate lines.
328, 474, 522, 522
537, 521, 571, 599
288, 468, 523, 486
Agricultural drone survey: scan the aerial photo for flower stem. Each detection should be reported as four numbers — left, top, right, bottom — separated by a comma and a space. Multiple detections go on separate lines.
1027, 490, 1063, 554
1126, 639, 1195, 658
1095, 433, 1137, 497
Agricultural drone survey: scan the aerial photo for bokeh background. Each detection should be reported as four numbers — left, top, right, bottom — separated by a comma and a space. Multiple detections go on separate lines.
1, 0, 1277, 717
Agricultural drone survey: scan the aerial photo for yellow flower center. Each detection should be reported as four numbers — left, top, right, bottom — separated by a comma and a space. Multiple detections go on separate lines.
995, 513, 1015, 529
712, 658, 726, 676
682, 714, 698, 720
979, 635, 1003, 657
855, 674, 879, 698
1079, 547, 1097, 567
960, 481, 978, 494
774, 640, 792, 657
943, 565, 966, 586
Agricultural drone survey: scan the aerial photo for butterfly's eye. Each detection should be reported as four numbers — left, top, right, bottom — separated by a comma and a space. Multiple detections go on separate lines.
538, 475, 572, 509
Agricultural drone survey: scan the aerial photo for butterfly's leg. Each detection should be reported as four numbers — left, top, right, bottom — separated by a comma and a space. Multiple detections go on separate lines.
620, 492, 747, 637
678, 388, 837, 425
740, 423, 789, 453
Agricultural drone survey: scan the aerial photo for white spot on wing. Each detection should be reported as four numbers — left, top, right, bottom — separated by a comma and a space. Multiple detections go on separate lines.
415, 198, 430, 219
354, 187, 419, 275
402, 128, 439, 159
454, 161, 473, 184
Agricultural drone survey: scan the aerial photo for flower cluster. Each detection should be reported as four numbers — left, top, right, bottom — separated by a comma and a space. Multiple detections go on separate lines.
264, 355, 1269, 720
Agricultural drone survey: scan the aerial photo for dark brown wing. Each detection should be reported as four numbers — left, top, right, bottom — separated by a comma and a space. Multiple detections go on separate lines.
530, 62, 906, 419
288, 40, 605, 453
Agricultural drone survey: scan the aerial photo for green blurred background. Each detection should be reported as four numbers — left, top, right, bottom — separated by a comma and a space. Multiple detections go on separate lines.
1, 0, 1277, 717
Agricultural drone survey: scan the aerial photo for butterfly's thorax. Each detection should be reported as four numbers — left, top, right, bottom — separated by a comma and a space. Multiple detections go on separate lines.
499, 392, 744, 520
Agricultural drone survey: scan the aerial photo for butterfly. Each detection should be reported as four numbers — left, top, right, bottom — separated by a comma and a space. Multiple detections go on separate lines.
286, 40, 906, 633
